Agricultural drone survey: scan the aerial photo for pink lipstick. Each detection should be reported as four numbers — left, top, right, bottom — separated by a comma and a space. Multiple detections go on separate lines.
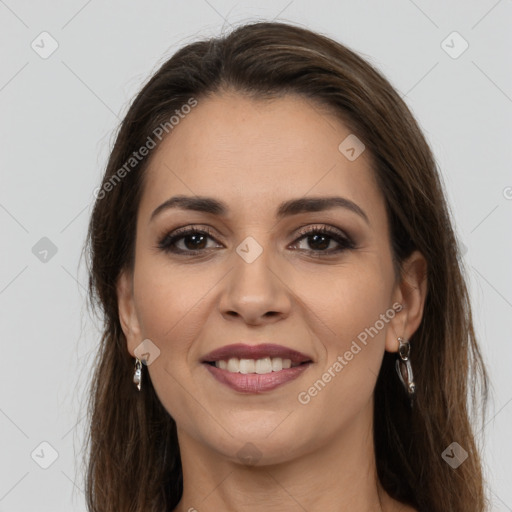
201, 343, 313, 393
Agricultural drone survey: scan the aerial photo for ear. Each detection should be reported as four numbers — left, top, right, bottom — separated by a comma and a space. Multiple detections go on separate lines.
116, 268, 142, 357
385, 250, 428, 353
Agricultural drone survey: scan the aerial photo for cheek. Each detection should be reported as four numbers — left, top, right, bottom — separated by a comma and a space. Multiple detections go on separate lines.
294, 264, 393, 402
295, 263, 392, 344
131, 258, 209, 421
132, 253, 207, 337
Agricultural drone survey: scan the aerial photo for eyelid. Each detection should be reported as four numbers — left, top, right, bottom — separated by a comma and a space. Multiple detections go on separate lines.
293, 223, 350, 240
160, 223, 350, 240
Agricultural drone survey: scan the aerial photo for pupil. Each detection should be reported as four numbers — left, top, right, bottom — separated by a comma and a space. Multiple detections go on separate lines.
182, 233, 331, 251
309, 234, 329, 250
185, 234, 207, 250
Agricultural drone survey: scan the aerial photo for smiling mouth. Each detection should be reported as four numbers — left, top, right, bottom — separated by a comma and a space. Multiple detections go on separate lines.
204, 357, 311, 374
201, 343, 313, 392
203, 358, 312, 393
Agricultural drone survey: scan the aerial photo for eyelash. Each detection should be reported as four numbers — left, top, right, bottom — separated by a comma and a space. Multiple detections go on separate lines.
156, 224, 356, 257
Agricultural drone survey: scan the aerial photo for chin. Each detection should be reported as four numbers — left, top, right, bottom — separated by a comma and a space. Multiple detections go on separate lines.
192, 416, 317, 467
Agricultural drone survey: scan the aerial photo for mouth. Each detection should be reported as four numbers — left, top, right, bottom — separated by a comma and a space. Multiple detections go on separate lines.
204, 357, 308, 373
201, 343, 313, 393
201, 343, 313, 371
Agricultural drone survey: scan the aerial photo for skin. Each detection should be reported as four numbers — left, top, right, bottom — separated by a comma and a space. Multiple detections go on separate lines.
117, 91, 427, 512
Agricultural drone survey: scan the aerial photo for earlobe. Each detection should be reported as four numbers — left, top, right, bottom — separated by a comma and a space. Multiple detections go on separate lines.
385, 250, 428, 353
116, 268, 141, 357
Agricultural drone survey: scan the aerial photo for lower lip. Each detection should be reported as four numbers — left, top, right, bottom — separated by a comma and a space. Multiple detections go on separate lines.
203, 363, 311, 393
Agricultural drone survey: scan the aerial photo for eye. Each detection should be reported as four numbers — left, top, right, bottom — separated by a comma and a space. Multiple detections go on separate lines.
289, 225, 356, 255
156, 224, 356, 256
157, 226, 222, 254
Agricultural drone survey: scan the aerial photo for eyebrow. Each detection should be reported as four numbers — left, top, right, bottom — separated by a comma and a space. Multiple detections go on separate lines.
150, 194, 370, 225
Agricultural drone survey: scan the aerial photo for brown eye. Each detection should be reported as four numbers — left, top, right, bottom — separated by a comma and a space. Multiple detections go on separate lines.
157, 227, 222, 254
157, 224, 355, 257
290, 226, 355, 254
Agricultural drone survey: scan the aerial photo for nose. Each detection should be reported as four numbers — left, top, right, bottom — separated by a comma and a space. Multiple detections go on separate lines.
218, 247, 292, 326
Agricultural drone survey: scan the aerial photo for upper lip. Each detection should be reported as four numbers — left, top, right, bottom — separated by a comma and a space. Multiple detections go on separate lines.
201, 343, 313, 364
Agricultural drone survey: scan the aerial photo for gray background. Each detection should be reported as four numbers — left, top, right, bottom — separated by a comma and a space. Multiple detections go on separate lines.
1, 1, 511, 510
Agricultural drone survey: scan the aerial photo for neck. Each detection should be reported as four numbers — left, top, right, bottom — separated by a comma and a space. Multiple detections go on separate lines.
172, 400, 395, 512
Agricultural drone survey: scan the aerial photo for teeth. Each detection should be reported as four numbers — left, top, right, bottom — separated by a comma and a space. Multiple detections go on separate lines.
214, 357, 298, 373
239, 359, 255, 374
227, 358, 239, 372
271, 357, 282, 371
255, 357, 272, 374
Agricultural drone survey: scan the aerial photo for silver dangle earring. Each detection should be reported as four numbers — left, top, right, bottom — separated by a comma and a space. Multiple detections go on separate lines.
133, 357, 143, 391
395, 337, 415, 400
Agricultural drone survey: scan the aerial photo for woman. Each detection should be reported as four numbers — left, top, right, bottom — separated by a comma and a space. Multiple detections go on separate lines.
84, 21, 489, 512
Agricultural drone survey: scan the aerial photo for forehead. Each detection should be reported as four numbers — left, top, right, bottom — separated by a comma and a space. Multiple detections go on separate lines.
139, 92, 385, 225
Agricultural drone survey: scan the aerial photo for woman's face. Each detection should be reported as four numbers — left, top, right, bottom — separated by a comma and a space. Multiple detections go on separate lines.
118, 91, 424, 464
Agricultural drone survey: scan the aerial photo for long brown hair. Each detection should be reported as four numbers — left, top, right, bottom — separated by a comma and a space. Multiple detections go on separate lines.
83, 21, 489, 512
